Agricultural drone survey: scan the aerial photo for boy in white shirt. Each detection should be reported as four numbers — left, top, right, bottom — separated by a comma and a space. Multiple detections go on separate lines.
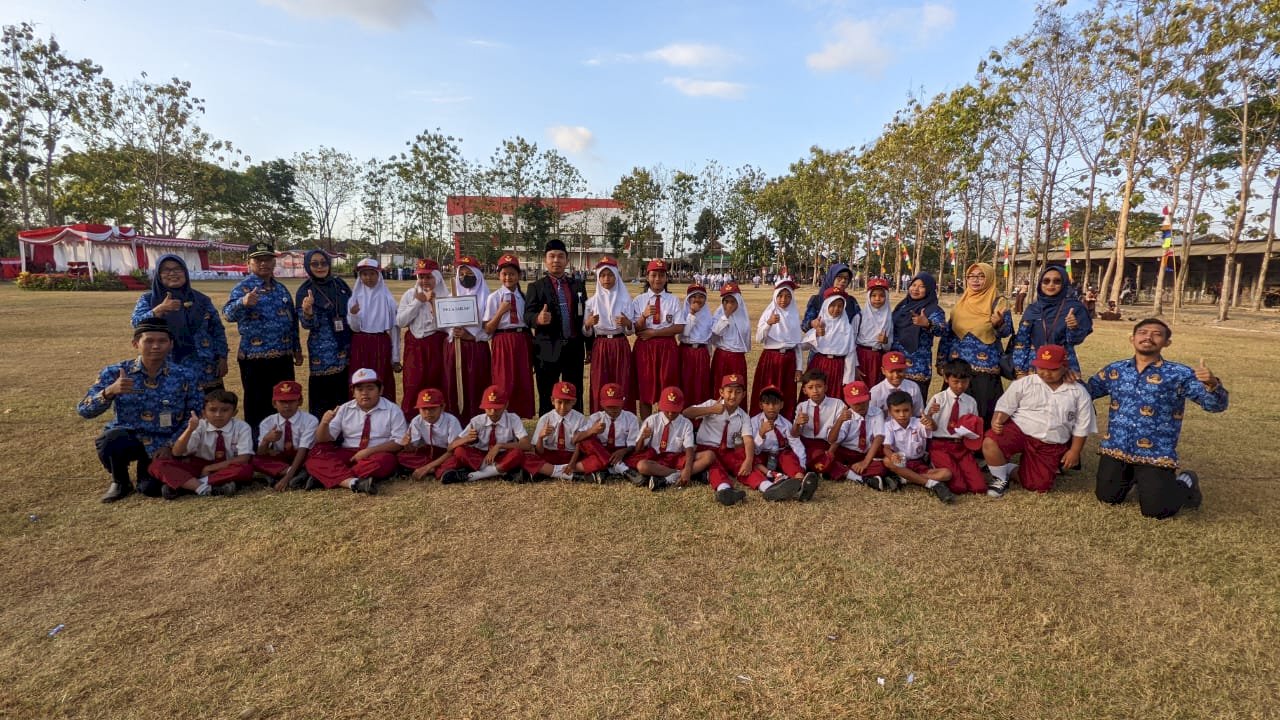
575, 382, 642, 484
743, 385, 819, 502
398, 388, 463, 481
151, 389, 254, 499
828, 381, 894, 490
985, 344, 1096, 497
631, 386, 696, 492
306, 368, 407, 495
882, 390, 955, 503
252, 380, 318, 492
441, 384, 532, 484
522, 382, 594, 481
685, 373, 755, 506
793, 368, 852, 481
870, 351, 923, 417
921, 360, 987, 495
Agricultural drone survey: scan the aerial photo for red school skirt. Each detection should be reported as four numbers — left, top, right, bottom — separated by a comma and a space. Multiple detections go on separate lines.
350, 331, 397, 403
590, 335, 636, 414
444, 337, 492, 423
635, 335, 681, 405
489, 329, 535, 418
710, 349, 748, 393
751, 348, 797, 418
678, 342, 712, 406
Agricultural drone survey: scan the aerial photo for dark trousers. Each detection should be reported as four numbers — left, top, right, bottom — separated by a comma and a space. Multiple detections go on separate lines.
1095, 455, 1188, 519
308, 369, 349, 417
966, 372, 1005, 426
239, 355, 296, 442
534, 339, 585, 416
95, 428, 161, 496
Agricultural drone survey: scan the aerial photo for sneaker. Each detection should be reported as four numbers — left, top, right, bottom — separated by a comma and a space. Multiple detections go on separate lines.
591, 471, 607, 485
287, 470, 311, 490
1178, 470, 1202, 509
932, 483, 957, 504
304, 475, 324, 490
211, 482, 237, 497
865, 475, 889, 492
440, 469, 466, 485
986, 474, 1010, 499
648, 475, 666, 492
100, 480, 134, 503
763, 477, 801, 501
352, 477, 376, 495
161, 484, 179, 501
625, 469, 645, 486
798, 472, 820, 502
693, 470, 710, 485
715, 487, 746, 506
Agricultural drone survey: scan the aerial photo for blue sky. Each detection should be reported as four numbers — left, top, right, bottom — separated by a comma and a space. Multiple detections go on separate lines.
8, 0, 1038, 194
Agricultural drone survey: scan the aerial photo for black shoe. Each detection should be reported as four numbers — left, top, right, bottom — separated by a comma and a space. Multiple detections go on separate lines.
440, 469, 467, 485
1178, 470, 1202, 509
932, 483, 957, 504
161, 484, 179, 501
287, 470, 311, 490
865, 475, 888, 491
716, 487, 746, 506
100, 480, 133, 503
592, 472, 607, 484
304, 475, 324, 490
798, 472, 820, 502
763, 477, 801, 501
625, 469, 645, 486
211, 482, 237, 497
569, 472, 586, 483
352, 477, 376, 495
648, 475, 667, 492
136, 477, 163, 497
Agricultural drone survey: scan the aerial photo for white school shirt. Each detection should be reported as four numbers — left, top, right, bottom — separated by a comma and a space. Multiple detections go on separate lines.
483, 288, 528, 331
638, 413, 695, 454
188, 417, 253, 461
327, 398, 408, 450
793, 396, 847, 441
710, 311, 751, 353
532, 409, 590, 452
587, 409, 640, 448
633, 290, 686, 332
882, 417, 930, 461
924, 390, 979, 440
995, 374, 1097, 445
258, 410, 319, 453
408, 412, 463, 450
870, 379, 923, 417
465, 411, 528, 451
397, 288, 442, 339
691, 400, 752, 448
749, 413, 808, 466
832, 410, 883, 453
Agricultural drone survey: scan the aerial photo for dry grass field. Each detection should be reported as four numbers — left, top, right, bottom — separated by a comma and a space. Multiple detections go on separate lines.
1, 278, 1278, 719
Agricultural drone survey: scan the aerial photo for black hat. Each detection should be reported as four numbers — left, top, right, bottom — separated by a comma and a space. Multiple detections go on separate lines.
544, 239, 567, 254
134, 317, 173, 338
248, 241, 276, 259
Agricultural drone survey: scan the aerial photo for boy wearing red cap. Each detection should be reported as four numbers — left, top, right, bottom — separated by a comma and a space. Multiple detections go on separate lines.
398, 388, 463, 481
685, 374, 755, 506
745, 385, 819, 501
855, 277, 894, 387
631, 386, 696, 491
482, 254, 536, 419
576, 382, 642, 483
921, 360, 987, 495
870, 351, 923, 417
398, 258, 452, 421
306, 368, 406, 494
151, 389, 255, 499
985, 344, 1096, 497
632, 260, 686, 417
828, 380, 893, 489
443, 384, 532, 483
523, 381, 594, 481
253, 380, 318, 491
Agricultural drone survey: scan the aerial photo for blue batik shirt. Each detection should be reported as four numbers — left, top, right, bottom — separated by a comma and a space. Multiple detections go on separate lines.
891, 307, 947, 384
942, 309, 1013, 375
78, 358, 206, 456
223, 277, 301, 359
299, 295, 351, 376
1086, 356, 1229, 468
131, 292, 228, 388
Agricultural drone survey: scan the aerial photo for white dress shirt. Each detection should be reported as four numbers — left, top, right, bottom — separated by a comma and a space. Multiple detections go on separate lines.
586, 409, 640, 448
924, 390, 979, 439
871, 379, 923, 417
793, 396, 847, 441
749, 413, 807, 465
532, 409, 590, 452
995, 375, 1097, 444
327, 398, 408, 450
633, 290, 686, 332
638, 413, 695, 454
832, 410, 883, 453
188, 417, 253, 460
691, 400, 752, 448
465, 411, 528, 450
408, 412, 463, 449
258, 411, 318, 453
882, 417, 930, 461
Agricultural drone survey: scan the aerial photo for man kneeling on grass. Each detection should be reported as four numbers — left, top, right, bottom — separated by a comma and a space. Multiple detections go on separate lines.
882, 390, 955, 503
305, 368, 406, 494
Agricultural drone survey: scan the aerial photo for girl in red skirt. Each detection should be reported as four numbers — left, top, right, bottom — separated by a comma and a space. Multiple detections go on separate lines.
347, 258, 400, 403
751, 279, 802, 418
801, 289, 858, 393
397, 258, 451, 421
710, 281, 750, 396
855, 277, 894, 387
482, 253, 536, 419
584, 256, 637, 414
678, 283, 714, 408
445, 255, 492, 423
631, 259, 685, 418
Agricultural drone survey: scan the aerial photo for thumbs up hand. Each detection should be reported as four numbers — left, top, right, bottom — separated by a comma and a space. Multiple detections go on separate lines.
155, 292, 181, 316
911, 309, 930, 327
186, 411, 201, 432
1195, 358, 1218, 389
768, 311, 781, 326
107, 367, 135, 398
301, 289, 315, 315
348, 299, 360, 315
263, 426, 283, 445
243, 287, 261, 307
1065, 307, 1078, 329
537, 304, 553, 326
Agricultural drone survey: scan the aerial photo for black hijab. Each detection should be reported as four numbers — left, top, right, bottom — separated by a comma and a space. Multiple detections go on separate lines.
891, 272, 941, 353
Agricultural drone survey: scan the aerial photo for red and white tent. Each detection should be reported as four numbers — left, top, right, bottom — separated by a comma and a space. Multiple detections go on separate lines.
17, 224, 249, 280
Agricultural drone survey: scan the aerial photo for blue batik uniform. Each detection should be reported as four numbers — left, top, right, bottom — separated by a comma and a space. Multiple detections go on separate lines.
78, 359, 205, 456
1012, 321, 1090, 375
1086, 357, 1229, 468
223, 276, 301, 359
892, 307, 947, 385
298, 286, 351, 377
944, 308, 1013, 375
1011, 265, 1093, 375
130, 254, 228, 389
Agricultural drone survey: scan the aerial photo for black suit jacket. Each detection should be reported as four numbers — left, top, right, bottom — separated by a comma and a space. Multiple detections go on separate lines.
523, 274, 591, 364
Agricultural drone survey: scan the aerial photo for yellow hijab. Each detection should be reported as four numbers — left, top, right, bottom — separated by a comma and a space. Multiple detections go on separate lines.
951, 263, 1006, 344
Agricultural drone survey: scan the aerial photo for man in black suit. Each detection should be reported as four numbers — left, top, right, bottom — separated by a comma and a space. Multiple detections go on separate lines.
524, 239, 590, 414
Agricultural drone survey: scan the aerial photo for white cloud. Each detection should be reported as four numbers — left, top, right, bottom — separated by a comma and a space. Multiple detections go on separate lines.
467, 38, 506, 48
662, 77, 747, 100
261, 0, 434, 30
548, 125, 595, 153
644, 43, 737, 68
807, 2, 956, 75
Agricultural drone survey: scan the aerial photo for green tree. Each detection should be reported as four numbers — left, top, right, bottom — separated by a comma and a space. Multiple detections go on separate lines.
292, 146, 360, 251
612, 167, 663, 256
210, 159, 310, 244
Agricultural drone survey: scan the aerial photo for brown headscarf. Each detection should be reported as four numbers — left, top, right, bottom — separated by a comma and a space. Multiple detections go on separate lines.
951, 262, 1007, 345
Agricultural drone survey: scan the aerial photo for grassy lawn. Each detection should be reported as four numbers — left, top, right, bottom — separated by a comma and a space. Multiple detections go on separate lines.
1, 278, 1277, 719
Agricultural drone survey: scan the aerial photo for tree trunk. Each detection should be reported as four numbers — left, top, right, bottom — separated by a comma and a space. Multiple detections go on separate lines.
1081, 169, 1098, 289
1250, 173, 1280, 310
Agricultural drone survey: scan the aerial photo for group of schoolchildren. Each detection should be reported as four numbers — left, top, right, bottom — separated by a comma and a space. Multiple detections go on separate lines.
153, 275, 1095, 508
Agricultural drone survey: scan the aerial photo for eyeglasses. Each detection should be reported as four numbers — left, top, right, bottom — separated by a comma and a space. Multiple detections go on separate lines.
308, 261, 329, 267
158, 267, 185, 275
1042, 278, 1063, 285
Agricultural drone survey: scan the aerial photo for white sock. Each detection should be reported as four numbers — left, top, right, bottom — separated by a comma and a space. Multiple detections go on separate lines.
715, 482, 731, 492
759, 479, 774, 492
342, 477, 358, 488
665, 471, 680, 485
989, 464, 1011, 481
552, 464, 569, 478
612, 463, 629, 474
846, 469, 863, 483
469, 465, 500, 480
925, 479, 939, 488
196, 479, 211, 496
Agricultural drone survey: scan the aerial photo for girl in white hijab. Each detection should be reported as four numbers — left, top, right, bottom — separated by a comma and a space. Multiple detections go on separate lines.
751, 279, 803, 417
443, 255, 492, 420
855, 278, 894, 386
583, 257, 636, 413
802, 289, 859, 392
347, 258, 401, 402
679, 284, 715, 406
397, 259, 452, 419
710, 281, 751, 390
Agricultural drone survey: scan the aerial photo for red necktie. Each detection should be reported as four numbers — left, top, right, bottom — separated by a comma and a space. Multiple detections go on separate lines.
658, 421, 670, 452
606, 418, 616, 447
857, 417, 867, 451
426, 421, 433, 448
282, 419, 294, 453
357, 414, 372, 450
556, 277, 574, 337
556, 421, 566, 450
813, 403, 822, 435
719, 414, 730, 450
488, 422, 498, 449
214, 430, 226, 461
508, 293, 518, 324
774, 426, 787, 451
653, 294, 661, 324
947, 395, 961, 433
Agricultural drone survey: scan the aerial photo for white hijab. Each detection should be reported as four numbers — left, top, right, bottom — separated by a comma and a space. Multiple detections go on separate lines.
587, 265, 634, 333
681, 291, 714, 344
711, 290, 751, 351
756, 284, 802, 347
857, 291, 893, 348
803, 294, 857, 356
453, 262, 489, 339
349, 262, 397, 331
